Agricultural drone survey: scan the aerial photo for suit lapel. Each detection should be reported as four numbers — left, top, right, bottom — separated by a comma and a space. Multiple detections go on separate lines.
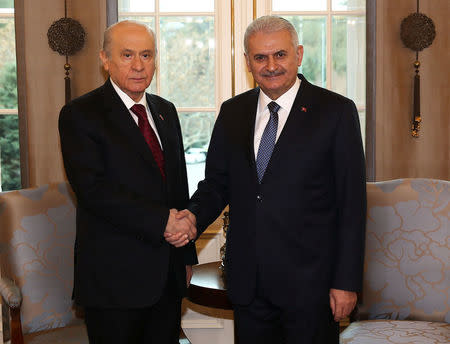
243, 88, 260, 169
146, 94, 168, 153
102, 80, 161, 176
276, 74, 315, 147
261, 75, 315, 181
146, 94, 173, 182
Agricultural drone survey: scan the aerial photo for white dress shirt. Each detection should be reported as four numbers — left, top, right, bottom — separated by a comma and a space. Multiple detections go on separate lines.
110, 78, 163, 148
254, 77, 301, 157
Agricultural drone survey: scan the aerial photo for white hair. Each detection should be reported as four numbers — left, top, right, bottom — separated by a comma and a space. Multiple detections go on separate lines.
244, 16, 299, 54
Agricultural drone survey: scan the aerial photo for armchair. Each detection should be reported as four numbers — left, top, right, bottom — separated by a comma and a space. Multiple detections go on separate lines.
0, 183, 88, 344
340, 178, 450, 343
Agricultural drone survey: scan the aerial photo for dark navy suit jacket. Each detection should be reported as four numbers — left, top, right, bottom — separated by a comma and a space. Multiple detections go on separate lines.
59, 79, 197, 308
189, 74, 366, 311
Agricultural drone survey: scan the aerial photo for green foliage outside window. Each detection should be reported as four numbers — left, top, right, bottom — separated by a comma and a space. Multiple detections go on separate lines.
0, 63, 17, 108
285, 16, 327, 87
160, 16, 215, 108
0, 117, 20, 191
0, 63, 20, 191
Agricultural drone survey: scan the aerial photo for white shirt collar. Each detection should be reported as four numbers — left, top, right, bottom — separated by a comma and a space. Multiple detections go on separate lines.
258, 77, 301, 114
110, 78, 148, 110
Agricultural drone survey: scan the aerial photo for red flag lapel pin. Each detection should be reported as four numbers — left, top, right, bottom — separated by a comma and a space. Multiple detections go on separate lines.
301, 106, 307, 112
159, 114, 164, 121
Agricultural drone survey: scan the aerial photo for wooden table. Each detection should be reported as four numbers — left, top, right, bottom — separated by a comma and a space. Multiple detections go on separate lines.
187, 261, 238, 343
188, 261, 232, 309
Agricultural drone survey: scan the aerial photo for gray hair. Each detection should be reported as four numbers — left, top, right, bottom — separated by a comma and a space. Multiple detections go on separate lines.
102, 20, 157, 58
244, 16, 299, 54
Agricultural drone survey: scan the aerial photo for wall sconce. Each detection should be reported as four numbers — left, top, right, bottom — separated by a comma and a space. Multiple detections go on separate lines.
47, 0, 86, 104
400, 1, 436, 138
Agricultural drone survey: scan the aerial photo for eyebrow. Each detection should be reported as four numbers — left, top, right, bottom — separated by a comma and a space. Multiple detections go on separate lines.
254, 49, 287, 56
120, 49, 154, 55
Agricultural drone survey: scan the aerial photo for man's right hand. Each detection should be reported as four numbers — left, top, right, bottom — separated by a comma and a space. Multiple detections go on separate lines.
164, 209, 197, 247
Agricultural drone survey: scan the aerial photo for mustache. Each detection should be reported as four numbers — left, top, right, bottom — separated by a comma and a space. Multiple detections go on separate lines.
261, 70, 284, 77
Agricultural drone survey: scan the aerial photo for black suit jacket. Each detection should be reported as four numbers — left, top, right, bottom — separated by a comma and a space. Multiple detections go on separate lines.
190, 74, 366, 310
59, 79, 197, 308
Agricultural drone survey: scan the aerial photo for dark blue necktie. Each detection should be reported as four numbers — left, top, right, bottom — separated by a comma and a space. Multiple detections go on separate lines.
256, 101, 280, 183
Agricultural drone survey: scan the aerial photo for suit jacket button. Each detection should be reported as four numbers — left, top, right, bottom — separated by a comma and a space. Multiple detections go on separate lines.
256, 195, 262, 202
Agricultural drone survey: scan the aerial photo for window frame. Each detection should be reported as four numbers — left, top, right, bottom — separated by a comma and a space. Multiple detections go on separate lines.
365, 0, 376, 181
257, 0, 374, 180
0, 1, 28, 190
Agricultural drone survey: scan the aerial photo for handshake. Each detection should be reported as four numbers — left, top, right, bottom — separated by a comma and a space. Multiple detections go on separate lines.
164, 209, 197, 247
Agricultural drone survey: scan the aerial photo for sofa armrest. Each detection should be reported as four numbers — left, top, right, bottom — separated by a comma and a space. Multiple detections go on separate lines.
0, 277, 22, 308
0, 277, 24, 344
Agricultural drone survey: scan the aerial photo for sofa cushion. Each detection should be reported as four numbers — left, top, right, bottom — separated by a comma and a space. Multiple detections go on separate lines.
341, 320, 450, 344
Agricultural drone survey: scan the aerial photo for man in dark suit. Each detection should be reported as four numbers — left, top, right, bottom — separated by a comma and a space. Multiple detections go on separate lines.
59, 21, 197, 344
168, 16, 366, 343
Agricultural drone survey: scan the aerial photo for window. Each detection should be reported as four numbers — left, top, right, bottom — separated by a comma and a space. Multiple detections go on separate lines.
113, 0, 366, 192
0, 0, 20, 191
264, 0, 366, 144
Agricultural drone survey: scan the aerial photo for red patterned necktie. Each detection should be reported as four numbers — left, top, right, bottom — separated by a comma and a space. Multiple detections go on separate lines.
130, 104, 165, 180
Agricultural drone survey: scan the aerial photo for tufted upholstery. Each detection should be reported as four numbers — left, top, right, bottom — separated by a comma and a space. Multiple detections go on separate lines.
0, 183, 88, 343
340, 178, 450, 344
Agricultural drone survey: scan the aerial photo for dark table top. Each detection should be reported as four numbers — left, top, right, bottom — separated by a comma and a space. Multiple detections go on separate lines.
187, 261, 232, 310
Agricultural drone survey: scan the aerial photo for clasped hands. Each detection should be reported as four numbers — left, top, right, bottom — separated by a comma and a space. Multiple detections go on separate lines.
164, 209, 197, 247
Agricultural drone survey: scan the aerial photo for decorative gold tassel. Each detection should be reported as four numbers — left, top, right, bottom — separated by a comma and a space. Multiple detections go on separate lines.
400, 0, 436, 138
411, 60, 421, 137
64, 59, 71, 104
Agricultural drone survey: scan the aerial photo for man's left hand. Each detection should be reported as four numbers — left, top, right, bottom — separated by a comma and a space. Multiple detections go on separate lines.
186, 265, 193, 287
329, 288, 357, 322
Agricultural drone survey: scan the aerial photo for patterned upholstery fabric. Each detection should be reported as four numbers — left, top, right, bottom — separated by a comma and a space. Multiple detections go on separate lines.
0, 183, 87, 342
341, 320, 450, 344
340, 178, 450, 344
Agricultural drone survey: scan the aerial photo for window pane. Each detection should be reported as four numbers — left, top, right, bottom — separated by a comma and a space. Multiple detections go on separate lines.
0, 17, 16, 84
284, 16, 327, 88
0, 0, 13, 10
0, 63, 17, 109
273, 0, 327, 11
118, 0, 154, 12
160, 16, 215, 107
331, 16, 365, 106
179, 112, 215, 151
0, 10, 19, 191
332, 0, 365, 11
179, 111, 215, 195
0, 114, 20, 191
160, 0, 214, 12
